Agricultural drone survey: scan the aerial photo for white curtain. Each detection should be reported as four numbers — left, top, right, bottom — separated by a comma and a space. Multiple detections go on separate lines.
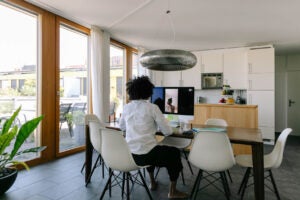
90, 26, 110, 123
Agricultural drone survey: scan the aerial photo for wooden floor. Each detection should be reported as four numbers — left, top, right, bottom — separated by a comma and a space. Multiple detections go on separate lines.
1, 135, 300, 200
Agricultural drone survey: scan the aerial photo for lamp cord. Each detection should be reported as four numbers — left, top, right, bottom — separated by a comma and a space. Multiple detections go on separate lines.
166, 1, 175, 48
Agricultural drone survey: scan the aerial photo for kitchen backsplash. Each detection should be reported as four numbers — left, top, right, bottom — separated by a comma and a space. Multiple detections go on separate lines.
195, 89, 247, 104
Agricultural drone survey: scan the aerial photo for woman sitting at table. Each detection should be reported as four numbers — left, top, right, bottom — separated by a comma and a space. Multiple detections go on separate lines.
119, 76, 188, 199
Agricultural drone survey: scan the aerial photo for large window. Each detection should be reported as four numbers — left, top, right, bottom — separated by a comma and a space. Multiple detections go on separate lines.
0, 3, 40, 160
58, 24, 88, 153
109, 42, 138, 121
132, 52, 138, 78
110, 44, 125, 120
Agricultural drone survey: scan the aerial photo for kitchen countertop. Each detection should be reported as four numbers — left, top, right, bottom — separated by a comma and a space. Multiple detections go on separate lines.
195, 103, 258, 108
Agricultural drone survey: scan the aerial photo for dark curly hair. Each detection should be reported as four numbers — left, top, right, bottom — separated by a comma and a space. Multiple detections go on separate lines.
126, 76, 154, 100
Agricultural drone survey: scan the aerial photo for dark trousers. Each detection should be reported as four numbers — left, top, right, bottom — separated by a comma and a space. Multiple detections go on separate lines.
132, 145, 183, 181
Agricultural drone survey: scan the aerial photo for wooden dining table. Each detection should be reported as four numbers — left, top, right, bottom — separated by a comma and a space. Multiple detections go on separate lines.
85, 123, 264, 200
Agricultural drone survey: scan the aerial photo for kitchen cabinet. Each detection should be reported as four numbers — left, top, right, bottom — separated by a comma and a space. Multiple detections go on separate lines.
246, 47, 275, 144
247, 47, 275, 74
192, 103, 258, 155
162, 71, 181, 86
150, 71, 163, 86
223, 49, 247, 89
247, 90, 275, 143
182, 52, 201, 88
248, 73, 274, 90
201, 50, 223, 73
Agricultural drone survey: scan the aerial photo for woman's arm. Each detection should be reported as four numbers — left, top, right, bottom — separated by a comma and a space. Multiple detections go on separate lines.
153, 105, 172, 136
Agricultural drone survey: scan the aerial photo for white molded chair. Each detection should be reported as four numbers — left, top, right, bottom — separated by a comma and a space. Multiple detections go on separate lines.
205, 118, 228, 127
236, 128, 292, 200
157, 134, 193, 184
188, 131, 236, 200
100, 128, 153, 200
83, 114, 106, 186
205, 118, 233, 182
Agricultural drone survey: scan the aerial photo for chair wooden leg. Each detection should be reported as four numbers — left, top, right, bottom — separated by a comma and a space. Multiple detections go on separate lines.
100, 170, 113, 200
80, 162, 85, 173
191, 169, 203, 200
121, 172, 126, 198
226, 170, 233, 183
154, 167, 160, 179
238, 167, 251, 194
241, 168, 251, 200
126, 172, 130, 200
138, 170, 153, 200
109, 168, 112, 197
269, 170, 281, 200
100, 156, 105, 179
220, 172, 230, 200
180, 170, 185, 185
182, 150, 194, 175
86, 154, 101, 186
143, 168, 146, 180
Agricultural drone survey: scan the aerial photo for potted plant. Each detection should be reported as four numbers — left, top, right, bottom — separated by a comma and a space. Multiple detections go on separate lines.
72, 110, 85, 145
0, 106, 45, 194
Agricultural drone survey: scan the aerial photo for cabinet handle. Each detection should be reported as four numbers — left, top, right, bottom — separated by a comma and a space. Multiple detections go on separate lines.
248, 63, 252, 73
248, 80, 252, 90
201, 64, 205, 72
249, 94, 252, 104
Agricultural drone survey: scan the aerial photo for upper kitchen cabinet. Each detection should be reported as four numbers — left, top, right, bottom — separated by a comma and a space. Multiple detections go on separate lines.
247, 47, 275, 74
150, 70, 163, 86
181, 51, 202, 89
223, 49, 247, 89
162, 71, 181, 87
201, 50, 223, 73
248, 73, 274, 90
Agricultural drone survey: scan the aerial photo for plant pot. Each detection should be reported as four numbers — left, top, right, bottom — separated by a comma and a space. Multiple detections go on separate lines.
0, 168, 18, 195
74, 124, 85, 146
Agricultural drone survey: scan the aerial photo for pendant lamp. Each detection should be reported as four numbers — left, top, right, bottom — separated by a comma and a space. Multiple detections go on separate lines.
140, 3, 197, 71
140, 49, 197, 71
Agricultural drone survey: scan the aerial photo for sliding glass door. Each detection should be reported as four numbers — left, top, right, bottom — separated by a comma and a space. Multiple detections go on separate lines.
58, 23, 89, 153
0, 3, 40, 160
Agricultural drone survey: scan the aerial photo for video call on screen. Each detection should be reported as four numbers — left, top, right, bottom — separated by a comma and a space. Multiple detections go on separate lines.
151, 87, 194, 116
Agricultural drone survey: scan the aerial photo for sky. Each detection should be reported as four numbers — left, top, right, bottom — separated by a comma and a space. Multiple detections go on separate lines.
0, 4, 89, 71
0, 4, 37, 71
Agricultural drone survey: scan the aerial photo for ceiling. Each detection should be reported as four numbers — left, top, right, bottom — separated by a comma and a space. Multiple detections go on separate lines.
27, 0, 300, 54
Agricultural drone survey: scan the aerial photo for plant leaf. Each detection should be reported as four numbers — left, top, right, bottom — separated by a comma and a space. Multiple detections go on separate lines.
10, 115, 44, 159
15, 146, 46, 156
0, 106, 21, 136
9, 160, 30, 170
0, 126, 18, 155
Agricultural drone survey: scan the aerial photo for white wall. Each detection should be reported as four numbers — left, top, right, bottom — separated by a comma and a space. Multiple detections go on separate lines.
275, 55, 287, 132
275, 53, 300, 133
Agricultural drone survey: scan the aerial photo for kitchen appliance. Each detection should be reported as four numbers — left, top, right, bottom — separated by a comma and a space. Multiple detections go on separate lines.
201, 73, 223, 89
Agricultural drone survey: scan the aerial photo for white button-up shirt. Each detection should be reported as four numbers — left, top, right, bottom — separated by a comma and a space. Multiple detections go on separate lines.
119, 100, 172, 154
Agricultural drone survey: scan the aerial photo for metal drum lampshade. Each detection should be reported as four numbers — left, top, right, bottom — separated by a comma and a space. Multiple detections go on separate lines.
140, 49, 197, 71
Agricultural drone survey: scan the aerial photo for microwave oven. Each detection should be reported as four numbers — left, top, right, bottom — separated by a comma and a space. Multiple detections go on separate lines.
201, 73, 223, 89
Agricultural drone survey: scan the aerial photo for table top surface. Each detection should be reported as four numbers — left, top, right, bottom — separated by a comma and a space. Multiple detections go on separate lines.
106, 123, 263, 145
